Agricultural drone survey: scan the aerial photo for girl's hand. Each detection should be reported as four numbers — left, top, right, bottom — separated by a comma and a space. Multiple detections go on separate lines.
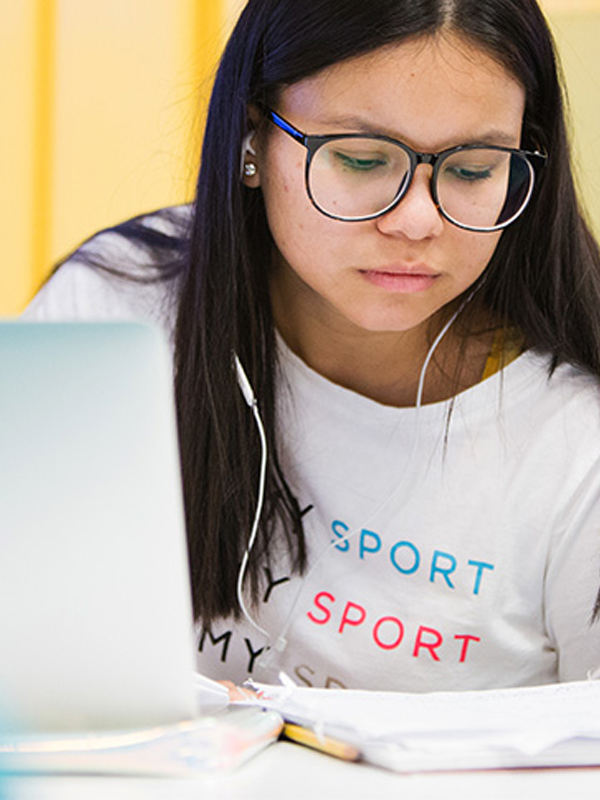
218, 680, 258, 701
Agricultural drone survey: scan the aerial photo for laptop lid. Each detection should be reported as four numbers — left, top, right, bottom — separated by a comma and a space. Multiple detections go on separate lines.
0, 321, 197, 733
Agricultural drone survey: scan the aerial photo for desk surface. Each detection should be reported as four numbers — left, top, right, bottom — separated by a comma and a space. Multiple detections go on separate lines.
4, 742, 600, 800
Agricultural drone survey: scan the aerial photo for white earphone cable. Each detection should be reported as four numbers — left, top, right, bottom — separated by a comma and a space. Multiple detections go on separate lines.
233, 276, 486, 664
233, 355, 269, 638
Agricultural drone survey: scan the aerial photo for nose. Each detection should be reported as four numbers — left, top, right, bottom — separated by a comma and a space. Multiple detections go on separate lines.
375, 165, 444, 240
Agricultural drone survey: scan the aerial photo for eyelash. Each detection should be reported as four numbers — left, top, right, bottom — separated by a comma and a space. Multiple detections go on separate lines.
335, 153, 388, 171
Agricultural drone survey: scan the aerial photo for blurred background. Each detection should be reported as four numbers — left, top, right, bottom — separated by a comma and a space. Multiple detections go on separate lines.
1, 0, 599, 316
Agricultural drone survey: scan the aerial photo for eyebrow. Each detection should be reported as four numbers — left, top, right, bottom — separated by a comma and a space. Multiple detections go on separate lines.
312, 114, 520, 149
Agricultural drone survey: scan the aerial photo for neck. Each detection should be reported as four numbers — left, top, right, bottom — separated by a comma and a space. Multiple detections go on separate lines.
271, 278, 494, 408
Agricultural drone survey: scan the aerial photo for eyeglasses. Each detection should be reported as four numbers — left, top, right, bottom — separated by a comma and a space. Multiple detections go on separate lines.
266, 109, 547, 232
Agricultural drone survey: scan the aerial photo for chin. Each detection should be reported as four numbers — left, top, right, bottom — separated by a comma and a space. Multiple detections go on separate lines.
349, 310, 428, 334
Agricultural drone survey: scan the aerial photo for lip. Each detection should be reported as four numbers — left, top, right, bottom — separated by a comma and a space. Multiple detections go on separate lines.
360, 264, 440, 293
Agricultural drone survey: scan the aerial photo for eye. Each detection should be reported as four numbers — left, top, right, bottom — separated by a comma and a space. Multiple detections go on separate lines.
444, 164, 493, 182
441, 149, 507, 184
331, 150, 389, 172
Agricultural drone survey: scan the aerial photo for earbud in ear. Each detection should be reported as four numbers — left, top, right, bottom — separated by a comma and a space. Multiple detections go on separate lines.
240, 131, 258, 181
241, 132, 257, 157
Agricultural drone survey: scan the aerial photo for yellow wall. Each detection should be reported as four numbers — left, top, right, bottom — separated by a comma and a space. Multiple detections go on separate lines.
1, 0, 237, 316
546, 7, 600, 238
1, 3, 37, 315
1, 0, 599, 316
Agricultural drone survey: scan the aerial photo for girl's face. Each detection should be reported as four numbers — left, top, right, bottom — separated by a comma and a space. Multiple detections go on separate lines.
251, 35, 526, 347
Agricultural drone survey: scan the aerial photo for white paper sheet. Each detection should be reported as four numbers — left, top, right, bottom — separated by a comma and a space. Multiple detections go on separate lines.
243, 678, 600, 772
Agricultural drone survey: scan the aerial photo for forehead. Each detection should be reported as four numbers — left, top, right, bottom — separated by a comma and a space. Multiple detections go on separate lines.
278, 34, 526, 150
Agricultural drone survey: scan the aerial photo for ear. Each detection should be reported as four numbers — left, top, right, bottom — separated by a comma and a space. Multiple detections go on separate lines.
241, 135, 260, 187
240, 106, 263, 187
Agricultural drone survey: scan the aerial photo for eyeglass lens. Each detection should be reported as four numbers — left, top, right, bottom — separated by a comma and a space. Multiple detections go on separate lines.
307, 138, 534, 229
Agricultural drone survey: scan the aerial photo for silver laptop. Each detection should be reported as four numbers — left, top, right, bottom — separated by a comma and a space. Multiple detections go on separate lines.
0, 321, 197, 734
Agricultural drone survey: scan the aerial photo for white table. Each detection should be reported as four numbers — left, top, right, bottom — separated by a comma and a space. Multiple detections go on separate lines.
4, 741, 600, 800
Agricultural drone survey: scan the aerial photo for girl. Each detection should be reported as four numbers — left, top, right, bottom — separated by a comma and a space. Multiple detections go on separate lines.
25, 0, 600, 692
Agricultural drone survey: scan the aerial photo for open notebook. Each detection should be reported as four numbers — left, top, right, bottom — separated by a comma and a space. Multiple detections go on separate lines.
0, 321, 281, 775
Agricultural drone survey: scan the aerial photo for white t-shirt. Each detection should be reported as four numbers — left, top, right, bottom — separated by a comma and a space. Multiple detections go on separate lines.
24, 206, 600, 691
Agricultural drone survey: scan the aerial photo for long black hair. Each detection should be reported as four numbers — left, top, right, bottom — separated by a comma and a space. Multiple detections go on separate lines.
57, 1, 600, 623
174, 0, 600, 623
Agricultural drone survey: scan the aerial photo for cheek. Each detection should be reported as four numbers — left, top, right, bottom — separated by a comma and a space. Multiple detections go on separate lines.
262, 167, 335, 263
455, 230, 502, 281
268, 210, 339, 281
261, 144, 305, 208
262, 156, 304, 227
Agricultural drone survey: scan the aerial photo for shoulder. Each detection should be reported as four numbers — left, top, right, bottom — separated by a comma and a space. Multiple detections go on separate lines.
454, 347, 600, 420
523, 351, 600, 424
22, 204, 194, 340
475, 350, 600, 494
87, 204, 193, 265
479, 349, 600, 442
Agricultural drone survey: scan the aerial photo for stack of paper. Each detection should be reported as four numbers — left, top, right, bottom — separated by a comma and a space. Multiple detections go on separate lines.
247, 678, 600, 772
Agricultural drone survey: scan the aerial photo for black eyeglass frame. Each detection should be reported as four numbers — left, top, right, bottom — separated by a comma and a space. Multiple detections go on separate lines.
266, 109, 547, 233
